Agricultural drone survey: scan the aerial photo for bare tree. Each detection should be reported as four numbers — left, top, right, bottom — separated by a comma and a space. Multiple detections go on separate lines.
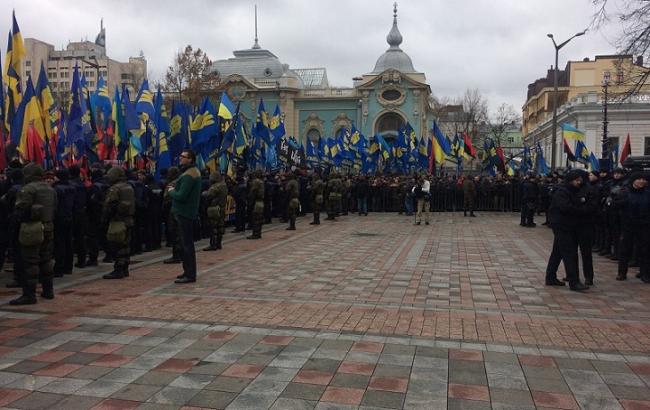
592, 0, 650, 98
460, 89, 489, 138
164, 45, 220, 105
488, 103, 520, 147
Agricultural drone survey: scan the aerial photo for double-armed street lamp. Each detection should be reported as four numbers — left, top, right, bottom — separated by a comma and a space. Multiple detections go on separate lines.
547, 30, 586, 170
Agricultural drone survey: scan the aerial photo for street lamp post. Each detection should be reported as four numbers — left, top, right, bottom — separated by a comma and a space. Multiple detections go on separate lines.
547, 30, 586, 170
601, 71, 610, 168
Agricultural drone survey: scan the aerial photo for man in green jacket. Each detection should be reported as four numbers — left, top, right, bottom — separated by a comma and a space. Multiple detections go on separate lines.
167, 149, 202, 283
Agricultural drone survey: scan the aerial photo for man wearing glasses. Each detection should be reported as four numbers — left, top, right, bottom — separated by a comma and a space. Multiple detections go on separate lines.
167, 150, 202, 284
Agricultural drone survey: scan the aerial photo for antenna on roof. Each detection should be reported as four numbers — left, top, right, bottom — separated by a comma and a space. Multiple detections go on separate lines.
252, 5, 260, 49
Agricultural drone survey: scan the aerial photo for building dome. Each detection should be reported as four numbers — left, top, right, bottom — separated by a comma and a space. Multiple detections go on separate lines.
372, 3, 416, 73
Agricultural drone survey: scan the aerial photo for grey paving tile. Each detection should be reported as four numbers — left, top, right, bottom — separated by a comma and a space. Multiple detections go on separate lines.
330, 373, 370, 389
313, 402, 359, 410
110, 383, 161, 401
573, 392, 624, 410
9, 391, 66, 409
270, 397, 316, 410
60, 352, 103, 365
148, 386, 200, 405
556, 358, 595, 370
302, 358, 340, 372
99, 368, 148, 384
281, 345, 317, 358
311, 348, 347, 360
378, 353, 413, 366
0, 371, 25, 386
601, 371, 646, 387
226, 392, 278, 410
592, 360, 632, 374
483, 352, 519, 364
608, 384, 650, 400
447, 398, 492, 410
415, 346, 448, 358
373, 364, 411, 378
3, 360, 50, 374
6, 375, 57, 391
522, 365, 563, 379
268, 354, 309, 369
243, 379, 289, 396
74, 380, 128, 398
47, 394, 102, 410
524, 376, 572, 394
206, 376, 251, 393
490, 387, 534, 407
188, 389, 237, 409
344, 352, 380, 364
132, 370, 180, 386
449, 360, 487, 385
168, 373, 215, 389
403, 394, 447, 410
68, 365, 114, 380
281, 382, 326, 401
560, 368, 608, 394
257, 366, 300, 381
361, 390, 405, 409
38, 377, 92, 394
186, 360, 228, 375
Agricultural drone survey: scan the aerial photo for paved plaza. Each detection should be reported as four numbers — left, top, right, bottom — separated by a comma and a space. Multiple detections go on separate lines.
1, 213, 650, 409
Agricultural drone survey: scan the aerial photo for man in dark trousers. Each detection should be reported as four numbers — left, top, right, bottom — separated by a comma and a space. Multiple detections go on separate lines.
68, 165, 88, 268
168, 149, 202, 284
615, 171, 650, 282
545, 169, 589, 292
520, 173, 538, 227
50, 169, 75, 277
232, 173, 247, 233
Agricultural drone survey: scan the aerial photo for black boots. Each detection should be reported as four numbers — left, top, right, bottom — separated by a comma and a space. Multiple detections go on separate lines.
41, 280, 54, 300
286, 217, 296, 231
10, 284, 37, 305
103, 265, 127, 279
203, 237, 218, 251
216, 234, 222, 250
310, 213, 320, 225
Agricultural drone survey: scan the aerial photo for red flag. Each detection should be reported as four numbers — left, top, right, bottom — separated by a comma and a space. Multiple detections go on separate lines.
462, 132, 476, 158
495, 147, 506, 172
563, 138, 576, 162
620, 133, 631, 165
26, 124, 45, 165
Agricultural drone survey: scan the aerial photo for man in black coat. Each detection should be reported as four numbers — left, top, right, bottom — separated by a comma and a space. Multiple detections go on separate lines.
615, 171, 650, 282
520, 174, 538, 227
545, 169, 590, 292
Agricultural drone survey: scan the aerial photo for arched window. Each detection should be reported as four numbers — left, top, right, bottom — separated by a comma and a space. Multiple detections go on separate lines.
375, 112, 405, 140
307, 128, 321, 144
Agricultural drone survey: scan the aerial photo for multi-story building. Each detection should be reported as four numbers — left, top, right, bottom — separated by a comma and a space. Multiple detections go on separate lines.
522, 54, 650, 169
21, 21, 147, 107
209, 5, 436, 150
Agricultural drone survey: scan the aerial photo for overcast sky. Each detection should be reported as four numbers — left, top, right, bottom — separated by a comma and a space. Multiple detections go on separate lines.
2, 0, 623, 116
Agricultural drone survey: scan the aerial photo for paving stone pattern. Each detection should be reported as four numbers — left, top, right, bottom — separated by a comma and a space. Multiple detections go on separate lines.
0, 213, 649, 409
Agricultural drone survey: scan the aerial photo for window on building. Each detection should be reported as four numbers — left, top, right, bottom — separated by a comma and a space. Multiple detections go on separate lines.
60, 71, 69, 78
644, 137, 650, 155
616, 70, 624, 85
121, 73, 132, 80
48, 72, 57, 79
88, 81, 95, 88
507, 137, 514, 143
25, 71, 31, 78
25, 60, 31, 67
609, 136, 620, 163
100, 70, 107, 78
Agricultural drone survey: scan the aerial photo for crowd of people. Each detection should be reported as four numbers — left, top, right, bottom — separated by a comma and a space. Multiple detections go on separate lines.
1, 149, 648, 304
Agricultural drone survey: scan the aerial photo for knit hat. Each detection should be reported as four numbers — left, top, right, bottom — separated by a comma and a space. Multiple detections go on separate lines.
565, 169, 585, 183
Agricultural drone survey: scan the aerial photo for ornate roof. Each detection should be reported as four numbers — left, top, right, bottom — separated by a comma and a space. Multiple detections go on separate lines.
371, 3, 417, 74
